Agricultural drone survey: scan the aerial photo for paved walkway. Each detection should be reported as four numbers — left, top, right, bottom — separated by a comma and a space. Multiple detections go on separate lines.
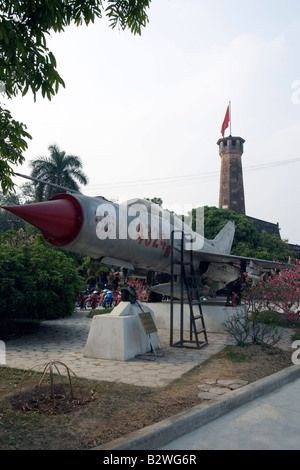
5, 309, 227, 388
158, 374, 300, 450
4, 308, 298, 451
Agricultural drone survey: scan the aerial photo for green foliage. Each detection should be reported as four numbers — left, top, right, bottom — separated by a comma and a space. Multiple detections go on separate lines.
0, 237, 84, 321
30, 144, 88, 200
202, 206, 293, 262
255, 232, 293, 261
105, 0, 151, 35
0, 192, 25, 232
0, 1, 104, 100
223, 261, 300, 346
221, 346, 248, 362
0, 0, 150, 100
292, 329, 300, 341
0, 228, 34, 246
77, 256, 109, 286
0, 186, 38, 234
86, 307, 113, 318
0, 107, 31, 194
145, 197, 163, 207
0, 0, 152, 194
203, 206, 260, 250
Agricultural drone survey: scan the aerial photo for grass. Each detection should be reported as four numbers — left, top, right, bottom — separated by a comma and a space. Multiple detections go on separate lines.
0, 366, 154, 450
0, 340, 293, 450
85, 307, 114, 318
221, 346, 249, 362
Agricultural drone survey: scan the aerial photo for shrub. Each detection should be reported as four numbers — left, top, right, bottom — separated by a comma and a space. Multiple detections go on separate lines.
0, 242, 84, 321
223, 310, 283, 347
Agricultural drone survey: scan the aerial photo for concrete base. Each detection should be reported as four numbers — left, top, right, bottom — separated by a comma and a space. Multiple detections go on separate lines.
146, 300, 246, 333
84, 302, 159, 361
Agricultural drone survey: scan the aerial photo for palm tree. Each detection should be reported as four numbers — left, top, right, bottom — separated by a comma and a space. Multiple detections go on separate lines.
30, 144, 88, 201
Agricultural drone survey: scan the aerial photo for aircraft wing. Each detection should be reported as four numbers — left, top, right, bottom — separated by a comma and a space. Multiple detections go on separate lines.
190, 249, 285, 270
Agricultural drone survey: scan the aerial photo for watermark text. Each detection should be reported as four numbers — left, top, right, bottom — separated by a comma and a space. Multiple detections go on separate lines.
95, 201, 204, 250
292, 340, 300, 364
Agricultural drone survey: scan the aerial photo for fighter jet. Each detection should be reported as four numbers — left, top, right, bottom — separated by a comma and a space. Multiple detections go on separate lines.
1, 174, 281, 297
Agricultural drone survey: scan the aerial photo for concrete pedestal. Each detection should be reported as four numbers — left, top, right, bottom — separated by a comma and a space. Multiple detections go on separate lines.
84, 302, 158, 361
146, 300, 245, 333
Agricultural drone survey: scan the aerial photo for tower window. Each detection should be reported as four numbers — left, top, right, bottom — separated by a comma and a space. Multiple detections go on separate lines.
232, 139, 236, 146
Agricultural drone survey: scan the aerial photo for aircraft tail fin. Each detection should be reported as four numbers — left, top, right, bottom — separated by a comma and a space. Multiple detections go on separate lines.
211, 221, 235, 254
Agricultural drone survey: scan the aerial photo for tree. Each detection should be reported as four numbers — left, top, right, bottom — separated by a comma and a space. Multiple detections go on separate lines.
202, 206, 293, 262
0, 191, 25, 233
202, 206, 260, 252
0, 0, 152, 194
145, 197, 163, 207
77, 256, 110, 288
0, 234, 84, 321
223, 261, 300, 346
263, 261, 300, 322
17, 182, 36, 204
0, 106, 31, 195
30, 144, 88, 200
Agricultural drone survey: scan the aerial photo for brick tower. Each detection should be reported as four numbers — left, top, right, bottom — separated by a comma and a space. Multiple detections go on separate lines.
217, 136, 246, 215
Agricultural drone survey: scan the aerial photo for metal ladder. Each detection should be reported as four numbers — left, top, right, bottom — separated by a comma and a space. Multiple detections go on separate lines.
170, 230, 208, 349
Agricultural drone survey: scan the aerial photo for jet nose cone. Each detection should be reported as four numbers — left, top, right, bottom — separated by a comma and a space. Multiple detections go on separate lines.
2, 194, 83, 246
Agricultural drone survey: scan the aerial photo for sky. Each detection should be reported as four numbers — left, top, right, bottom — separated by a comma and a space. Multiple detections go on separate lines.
6, 0, 300, 244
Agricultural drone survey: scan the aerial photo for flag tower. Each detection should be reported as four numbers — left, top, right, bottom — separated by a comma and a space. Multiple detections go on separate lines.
217, 103, 246, 215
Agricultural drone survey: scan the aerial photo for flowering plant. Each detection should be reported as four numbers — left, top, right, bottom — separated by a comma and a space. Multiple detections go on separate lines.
231, 261, 300, 321
223, 307, 283, 346
262, 260, 300, 322
126, 277, 150, 302
223, 261, 300, 345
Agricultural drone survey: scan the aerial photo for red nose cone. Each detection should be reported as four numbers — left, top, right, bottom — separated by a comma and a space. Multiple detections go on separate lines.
2, 193, 83, 246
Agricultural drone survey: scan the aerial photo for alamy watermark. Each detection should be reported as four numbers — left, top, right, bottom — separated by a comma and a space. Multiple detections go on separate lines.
0, 340, 5, 365
94, 201, 205, 250
292, 340, 300, 365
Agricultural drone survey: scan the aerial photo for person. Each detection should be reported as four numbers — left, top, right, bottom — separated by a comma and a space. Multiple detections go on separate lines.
104, 290, 114, 308
99, 290, 106, 307
90, 290, 99, 309
77, 291, 86, 309
100, 271, 108, 285
112, 272, 120, 290
114, 291, 122, 306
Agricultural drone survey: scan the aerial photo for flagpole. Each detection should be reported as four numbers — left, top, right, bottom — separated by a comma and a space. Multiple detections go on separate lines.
229, 101, 232, 136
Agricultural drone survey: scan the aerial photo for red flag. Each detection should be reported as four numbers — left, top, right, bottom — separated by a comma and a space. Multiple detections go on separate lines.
221, 105, 230, 137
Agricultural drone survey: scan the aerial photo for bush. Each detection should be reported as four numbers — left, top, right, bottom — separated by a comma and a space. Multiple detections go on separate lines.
223, 310, 283, 347
222, 262, 300, 346
0, 242, 84, 321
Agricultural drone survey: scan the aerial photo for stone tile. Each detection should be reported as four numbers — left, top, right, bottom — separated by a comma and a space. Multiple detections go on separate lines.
3, 310, 232, 388
217, 379, 236, 386
208, 387, 229, 395
198, 392, 221, 400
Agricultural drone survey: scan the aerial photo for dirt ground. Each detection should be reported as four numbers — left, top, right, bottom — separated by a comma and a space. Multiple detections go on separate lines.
0, 343, 292, 450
